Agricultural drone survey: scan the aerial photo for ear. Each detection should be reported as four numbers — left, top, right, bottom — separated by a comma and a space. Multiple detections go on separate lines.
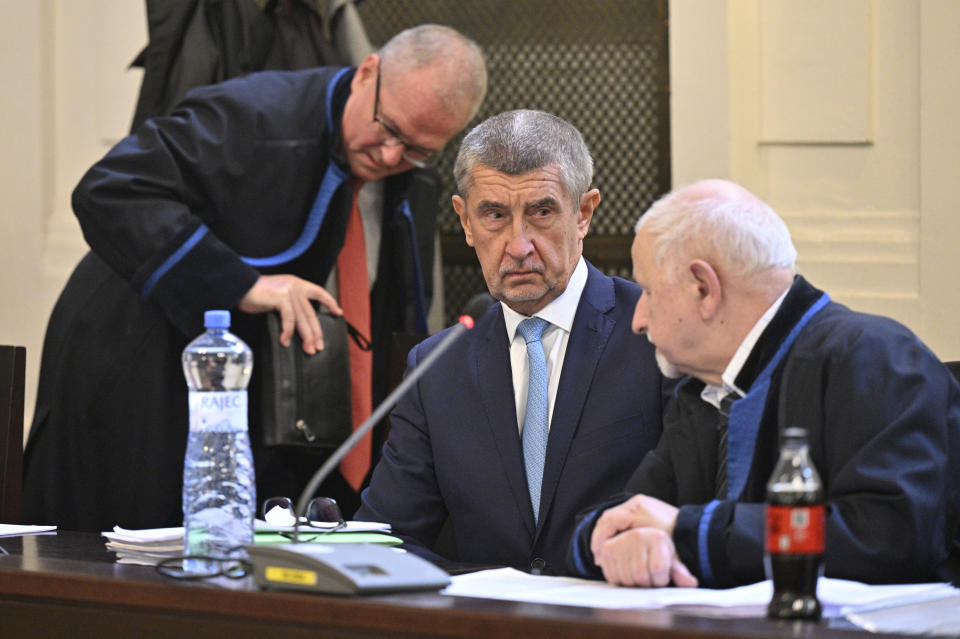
688, 259, 722, 320
452, 195, 475, 247
352, 53, 380, 91
576, 189, 600, 239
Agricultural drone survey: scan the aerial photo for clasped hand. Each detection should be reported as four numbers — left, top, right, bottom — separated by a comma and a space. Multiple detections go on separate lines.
589, 494, 698, 588
238, 274, 342, 355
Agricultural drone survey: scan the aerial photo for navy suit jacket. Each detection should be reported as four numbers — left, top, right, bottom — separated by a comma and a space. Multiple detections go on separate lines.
356, 262, 666, 574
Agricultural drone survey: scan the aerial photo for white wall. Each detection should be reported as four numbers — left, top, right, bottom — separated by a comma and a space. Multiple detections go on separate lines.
0, 0, 145, 435
46, 0, 146, 284
0, 1, 50, 435
671, 0, 960, 361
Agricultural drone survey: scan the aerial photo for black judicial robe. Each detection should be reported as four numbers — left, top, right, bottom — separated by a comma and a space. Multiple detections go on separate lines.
22, 67, 438, 531
570, 276, 960, 586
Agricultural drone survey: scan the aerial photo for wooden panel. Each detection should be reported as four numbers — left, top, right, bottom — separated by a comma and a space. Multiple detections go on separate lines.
782, 208, 920, 328
919, 1, 960, 359
760, 0, 873, 143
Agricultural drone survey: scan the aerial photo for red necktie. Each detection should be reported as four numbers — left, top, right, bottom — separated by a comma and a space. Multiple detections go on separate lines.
338, 179, 373, 491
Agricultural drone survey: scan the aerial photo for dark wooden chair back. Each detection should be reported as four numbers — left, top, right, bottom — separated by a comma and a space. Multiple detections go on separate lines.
383, 332, 428, 442
1, 345, 25, 523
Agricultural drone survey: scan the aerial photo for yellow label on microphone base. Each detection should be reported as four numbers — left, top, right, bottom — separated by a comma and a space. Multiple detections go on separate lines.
265, 566, 318, 586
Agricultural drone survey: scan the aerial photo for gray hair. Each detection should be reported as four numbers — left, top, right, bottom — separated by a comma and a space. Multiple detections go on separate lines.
636, 181, 797, 280
454, 109, 594, 203
379, 24, 487, 121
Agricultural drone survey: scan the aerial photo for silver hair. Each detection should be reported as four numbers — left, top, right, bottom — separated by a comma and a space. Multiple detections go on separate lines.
453, 109, 594, 203
636, 184, 797, 279
378, 24, 487, 121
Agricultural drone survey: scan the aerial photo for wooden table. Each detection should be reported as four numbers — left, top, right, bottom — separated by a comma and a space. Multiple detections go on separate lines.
0, 532, 917, 639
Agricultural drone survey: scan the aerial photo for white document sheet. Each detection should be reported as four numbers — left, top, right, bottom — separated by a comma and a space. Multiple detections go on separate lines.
443, 567, 958, 619
0, 524, 57, 537
253, 519, 391, 533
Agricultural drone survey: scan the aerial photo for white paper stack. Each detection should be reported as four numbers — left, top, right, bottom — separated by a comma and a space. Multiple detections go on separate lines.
102, 526, 185, 566
253, 519, 391, 534
102, 520, 394, 566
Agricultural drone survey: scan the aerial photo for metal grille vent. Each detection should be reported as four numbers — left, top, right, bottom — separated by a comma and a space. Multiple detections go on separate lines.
358, 0, 670, 324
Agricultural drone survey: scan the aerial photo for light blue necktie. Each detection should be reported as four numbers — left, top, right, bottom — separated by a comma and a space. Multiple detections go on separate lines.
518, 317, 550, 523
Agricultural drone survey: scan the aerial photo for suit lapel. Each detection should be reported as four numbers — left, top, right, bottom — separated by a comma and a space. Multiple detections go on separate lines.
475, 305, 537, 538
536, 265, 616, 536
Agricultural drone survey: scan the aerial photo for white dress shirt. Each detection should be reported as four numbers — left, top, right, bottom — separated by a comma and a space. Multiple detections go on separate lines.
700, 287, 789, 409
501, 257, 588, 434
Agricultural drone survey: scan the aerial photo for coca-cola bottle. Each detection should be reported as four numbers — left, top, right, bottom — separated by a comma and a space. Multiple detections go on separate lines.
765, 427, 824, 620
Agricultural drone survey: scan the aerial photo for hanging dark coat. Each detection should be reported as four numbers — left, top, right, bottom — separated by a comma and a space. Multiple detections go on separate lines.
128, 0, 369, 132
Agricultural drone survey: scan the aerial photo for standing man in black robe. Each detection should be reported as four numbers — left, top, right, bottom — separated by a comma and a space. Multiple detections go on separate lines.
22, 24, 487, 532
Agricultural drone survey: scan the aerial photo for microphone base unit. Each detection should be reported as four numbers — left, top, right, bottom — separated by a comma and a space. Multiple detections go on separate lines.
246, 542, 451, 595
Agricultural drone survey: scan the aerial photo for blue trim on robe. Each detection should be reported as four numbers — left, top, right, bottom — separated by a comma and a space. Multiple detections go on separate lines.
696, 291, 830, 586
241, 161, 348, 267
141, 226, 208, 298
725, 293, 831, 499
241, 67, 351, 268
399, 200, 428, 333
570, 508, 600, 576
698, 500, 721, 585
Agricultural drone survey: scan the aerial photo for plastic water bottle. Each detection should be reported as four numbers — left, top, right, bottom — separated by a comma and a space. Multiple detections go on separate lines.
181, 310, 255, 574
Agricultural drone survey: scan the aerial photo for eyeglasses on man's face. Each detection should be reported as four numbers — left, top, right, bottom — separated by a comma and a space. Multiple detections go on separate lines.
372, 66, 442, 169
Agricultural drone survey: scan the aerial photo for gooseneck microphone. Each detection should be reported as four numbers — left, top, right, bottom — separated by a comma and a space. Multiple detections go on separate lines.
292, 313, 477, 536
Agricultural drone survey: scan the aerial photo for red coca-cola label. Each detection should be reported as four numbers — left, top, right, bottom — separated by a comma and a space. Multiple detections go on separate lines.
766, 505, 825, 554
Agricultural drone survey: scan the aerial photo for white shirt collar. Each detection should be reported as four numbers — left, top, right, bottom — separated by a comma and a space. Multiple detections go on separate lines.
502, 257, 588, 339
701, 287, 789, 408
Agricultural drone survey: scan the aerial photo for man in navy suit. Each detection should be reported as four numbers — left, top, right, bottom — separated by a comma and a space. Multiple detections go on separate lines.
355, 110, 666, 575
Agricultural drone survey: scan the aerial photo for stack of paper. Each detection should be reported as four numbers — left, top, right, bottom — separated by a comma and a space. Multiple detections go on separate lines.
103, 526, 185, 566
252, 519, 398, 545
102, 521, 400, 566
254, 519, 391, 534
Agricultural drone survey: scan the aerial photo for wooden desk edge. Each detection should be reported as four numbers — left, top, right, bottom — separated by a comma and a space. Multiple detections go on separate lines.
0, 553, 924, 639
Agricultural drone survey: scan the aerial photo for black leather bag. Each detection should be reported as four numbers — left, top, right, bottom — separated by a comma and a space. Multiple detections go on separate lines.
260, 309, 366, 449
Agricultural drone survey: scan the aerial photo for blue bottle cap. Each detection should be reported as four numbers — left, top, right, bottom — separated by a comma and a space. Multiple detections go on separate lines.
204, 310, 231, 328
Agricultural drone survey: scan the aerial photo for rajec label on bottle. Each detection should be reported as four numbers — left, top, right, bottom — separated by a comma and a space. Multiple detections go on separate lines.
188, 391, 247, 433
766, 505, 825, 554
